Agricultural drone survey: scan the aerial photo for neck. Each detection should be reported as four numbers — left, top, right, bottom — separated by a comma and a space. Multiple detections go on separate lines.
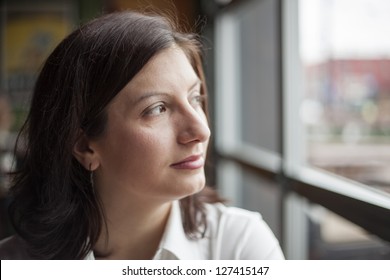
94, 196, 172, 260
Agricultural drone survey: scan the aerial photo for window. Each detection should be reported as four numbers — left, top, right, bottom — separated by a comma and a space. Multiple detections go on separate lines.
214, 0, 390, 259
300, 0, 390, 196
293, 0, 390, 259
215, 0, 283, 242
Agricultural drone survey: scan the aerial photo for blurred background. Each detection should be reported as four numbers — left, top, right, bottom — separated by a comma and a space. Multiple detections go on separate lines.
1, 0, 390, 259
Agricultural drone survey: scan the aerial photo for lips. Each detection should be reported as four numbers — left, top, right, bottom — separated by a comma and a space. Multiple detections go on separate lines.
170, 154, 204, 170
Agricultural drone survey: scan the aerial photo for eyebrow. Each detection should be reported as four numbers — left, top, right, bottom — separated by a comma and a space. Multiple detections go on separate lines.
131, 78, 202, 106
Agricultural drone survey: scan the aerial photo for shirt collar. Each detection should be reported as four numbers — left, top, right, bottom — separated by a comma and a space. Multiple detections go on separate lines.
153, 200, 204, 260
85, 200, 203, 260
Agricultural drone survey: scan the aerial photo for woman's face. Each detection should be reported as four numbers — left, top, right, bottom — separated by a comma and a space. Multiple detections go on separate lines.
91, 47, 210, 204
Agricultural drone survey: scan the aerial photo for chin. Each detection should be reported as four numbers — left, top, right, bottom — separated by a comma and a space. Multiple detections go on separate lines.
176, 177, 206, 198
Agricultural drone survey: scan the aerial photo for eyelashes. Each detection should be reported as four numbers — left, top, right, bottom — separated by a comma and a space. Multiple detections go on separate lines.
142, 92, 206, 118
190, 94, 205, 107
144, 103, 167, 116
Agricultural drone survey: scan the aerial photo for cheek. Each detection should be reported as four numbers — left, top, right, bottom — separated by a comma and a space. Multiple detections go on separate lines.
107, 127, 172, 170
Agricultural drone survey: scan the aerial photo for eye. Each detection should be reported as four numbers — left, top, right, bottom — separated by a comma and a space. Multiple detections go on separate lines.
144, 103, 167, 116
190, 93, 204, 108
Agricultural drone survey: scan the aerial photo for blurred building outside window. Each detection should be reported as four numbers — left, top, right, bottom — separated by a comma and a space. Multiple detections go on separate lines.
298, 0, 390, 258
300, 0, 390, 195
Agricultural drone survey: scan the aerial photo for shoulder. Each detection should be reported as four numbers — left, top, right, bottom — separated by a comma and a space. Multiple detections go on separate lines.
0, 235, 32, 260
204, 203, 284, 260
206, 202, 261, 220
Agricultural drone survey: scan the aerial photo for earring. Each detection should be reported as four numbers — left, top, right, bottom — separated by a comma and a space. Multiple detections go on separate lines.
89, 163, 95, 194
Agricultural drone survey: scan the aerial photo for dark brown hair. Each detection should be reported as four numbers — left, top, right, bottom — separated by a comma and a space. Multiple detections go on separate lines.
8, 10, 219, 259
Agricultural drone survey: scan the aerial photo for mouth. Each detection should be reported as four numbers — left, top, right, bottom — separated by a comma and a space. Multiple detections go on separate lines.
170, 154, 205, 170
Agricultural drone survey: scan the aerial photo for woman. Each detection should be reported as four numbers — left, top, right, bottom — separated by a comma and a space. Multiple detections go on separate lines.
0, 11, 284, 260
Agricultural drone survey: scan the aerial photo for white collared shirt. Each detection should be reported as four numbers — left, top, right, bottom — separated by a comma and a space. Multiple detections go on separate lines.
85, 201, 284, 260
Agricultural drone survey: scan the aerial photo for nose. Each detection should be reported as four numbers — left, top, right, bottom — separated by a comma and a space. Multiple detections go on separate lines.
177, 105, 211, 145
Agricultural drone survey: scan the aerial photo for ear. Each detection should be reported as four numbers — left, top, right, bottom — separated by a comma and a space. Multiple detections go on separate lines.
73, 131, 100, 171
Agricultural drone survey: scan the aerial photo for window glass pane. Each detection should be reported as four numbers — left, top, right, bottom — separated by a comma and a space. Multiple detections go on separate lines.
299, 0, 390, 195
238, 0, 280, 153
240, 167, 282, 240
216, 158, 282, 241
308, 204, 390, 259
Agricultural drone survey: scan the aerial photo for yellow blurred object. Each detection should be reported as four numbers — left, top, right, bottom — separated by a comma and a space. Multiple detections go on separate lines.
5, 14, 72, 72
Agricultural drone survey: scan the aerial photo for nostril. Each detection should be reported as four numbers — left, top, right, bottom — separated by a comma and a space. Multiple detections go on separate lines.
177, 114, 210, 144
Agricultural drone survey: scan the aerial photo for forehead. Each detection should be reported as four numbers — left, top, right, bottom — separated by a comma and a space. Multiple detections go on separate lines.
123, 46, 199, 94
